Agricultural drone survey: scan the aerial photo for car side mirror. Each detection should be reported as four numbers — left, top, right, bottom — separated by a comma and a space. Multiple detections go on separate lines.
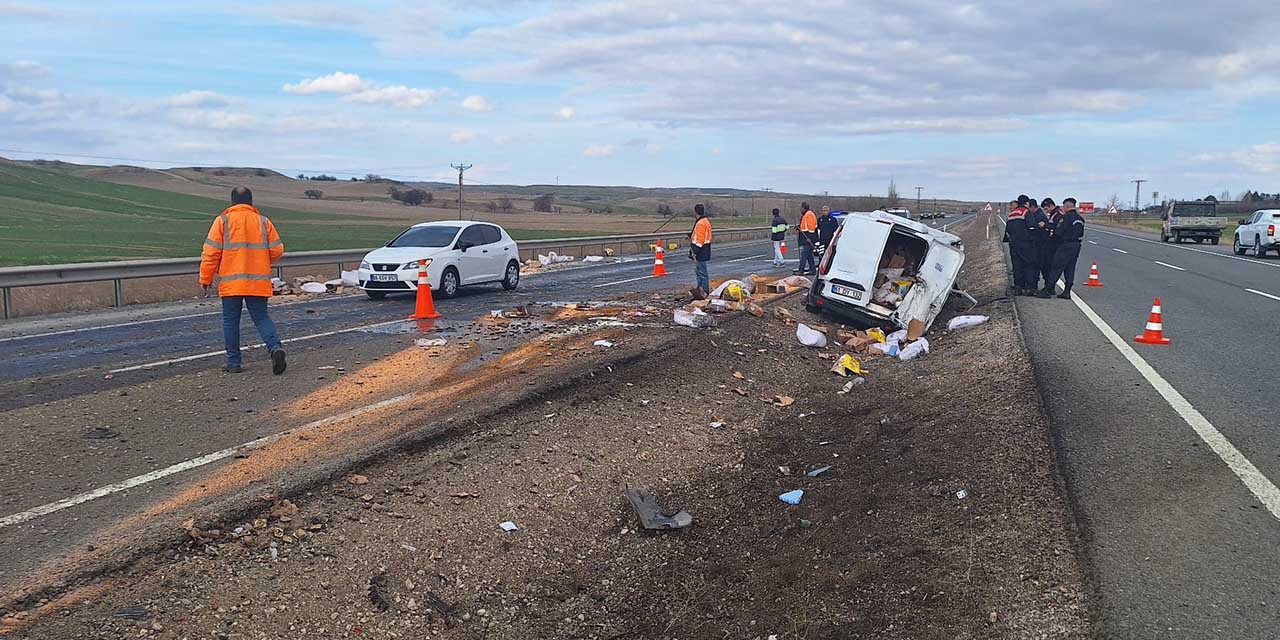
458, 242, 472, 252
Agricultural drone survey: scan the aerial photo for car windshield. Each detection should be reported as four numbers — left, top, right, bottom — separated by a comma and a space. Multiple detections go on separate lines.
387, 226, 460, 248
1173, 203, 1216, 216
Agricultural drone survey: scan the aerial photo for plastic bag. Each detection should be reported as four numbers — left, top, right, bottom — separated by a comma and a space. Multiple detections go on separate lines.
869, 341, 900, 357
947, 315, 989, 331
866, 327, 886, 344
673, 308, 716, 328
340, 270, 360, 287
710, 279, 751, 300
898, 337, 930, 361
300, 282, 327, 294
780, 275, 813, 288
796, 323, 828, 348
885, 329, 908, 345
830, 354, 868, 377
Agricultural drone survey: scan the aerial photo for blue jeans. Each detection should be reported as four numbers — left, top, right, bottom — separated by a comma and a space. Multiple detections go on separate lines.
222, 296, 282, 367
695, 259, 710, 293
799, 244, 816, 272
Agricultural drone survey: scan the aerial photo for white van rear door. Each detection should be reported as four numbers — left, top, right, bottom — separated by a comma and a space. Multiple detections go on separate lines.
896, 240, 964, 330
823, 216, 893, 299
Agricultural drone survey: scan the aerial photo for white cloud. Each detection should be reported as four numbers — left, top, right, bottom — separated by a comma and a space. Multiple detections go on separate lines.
492, 135, 513, 145
710, 147, 722, 156
583, 144, 617, 157
0, 3, 54, 19
449, 130, 476, 144
461, 95, 493, 111
0, 60, 50, 78
167, 109, 258, 130
344, 86, 440, 108
555, 106, 576, 120
282, 71, 371, 95
164, 90, 232, 108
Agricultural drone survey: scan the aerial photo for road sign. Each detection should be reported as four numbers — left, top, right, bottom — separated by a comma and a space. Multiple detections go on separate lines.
981, 202, 994, 212
1105, 204, 1119, 214
1079, 202, 1095, 213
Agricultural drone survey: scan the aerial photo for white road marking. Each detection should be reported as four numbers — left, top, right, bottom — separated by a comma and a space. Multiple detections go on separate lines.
1112, 248, 1129, 254
1246, 288, 1280, 302
1063, 283, 1280, 521
592, 274, 655, 288
1153, 261, 1186, 271
0, 311, 218, 344
0, 392, 418, 529
1091, 227, 1280, 270
1087, 241, 1098, 245
727, 254, 768, 263
109, 318, 410, 373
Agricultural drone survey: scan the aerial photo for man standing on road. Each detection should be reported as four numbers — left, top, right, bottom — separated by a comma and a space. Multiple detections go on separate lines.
199, 186, 288, 375
689, 204, 713, 295
1024, 197, 1049, 292
1003, 196, 1033, 296
1041, 197, 1085, 299
1036, 197, 1063, 297
796, 202, 818, 275
769, 208, 788, 267
816, 205, 839, 262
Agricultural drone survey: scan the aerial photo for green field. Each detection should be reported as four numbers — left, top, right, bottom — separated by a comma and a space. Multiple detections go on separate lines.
0, 163, 596, 267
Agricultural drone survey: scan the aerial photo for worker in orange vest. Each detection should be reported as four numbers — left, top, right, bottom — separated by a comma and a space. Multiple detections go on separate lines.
199, 186, 288, 374
796, 202, 819, 275
689, 204, 713, 295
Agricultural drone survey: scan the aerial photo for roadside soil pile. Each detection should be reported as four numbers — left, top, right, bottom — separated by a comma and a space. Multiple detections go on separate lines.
6, 216, 1089, 639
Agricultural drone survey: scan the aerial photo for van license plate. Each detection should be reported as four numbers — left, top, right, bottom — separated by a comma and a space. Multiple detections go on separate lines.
371, 274, 398, 282
832, 285, 863, 301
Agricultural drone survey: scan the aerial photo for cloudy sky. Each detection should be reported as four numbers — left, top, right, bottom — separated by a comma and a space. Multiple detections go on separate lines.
3, 0, 1279, 201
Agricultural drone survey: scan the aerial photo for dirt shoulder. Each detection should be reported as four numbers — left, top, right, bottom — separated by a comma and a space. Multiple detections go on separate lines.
4, 215, 1089, 639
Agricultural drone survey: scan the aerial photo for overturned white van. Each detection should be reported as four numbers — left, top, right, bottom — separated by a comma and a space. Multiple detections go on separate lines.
806, 210, 964, 331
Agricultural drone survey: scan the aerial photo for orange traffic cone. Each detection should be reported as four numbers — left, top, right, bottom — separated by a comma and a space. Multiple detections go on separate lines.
652, 244, 667, 277
780, 240, 788, 254
409, 260, 441, 320
1134, 297, 1170, 345
1084, 261, 1104, 287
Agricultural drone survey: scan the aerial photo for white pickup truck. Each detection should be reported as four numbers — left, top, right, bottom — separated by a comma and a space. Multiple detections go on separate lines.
1233, 209, 1280, 257
1160, 201, 1228, 244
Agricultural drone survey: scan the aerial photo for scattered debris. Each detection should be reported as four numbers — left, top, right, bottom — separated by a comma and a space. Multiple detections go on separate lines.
772, 395, 795, 407
582, 255, 605, 262
415, 338, 447, 348
898, 337, 930, 361
773, 307, 795, 322
837, 377, 866, 394
778, 490, 805, 506
499, 521, 520, 532
112, 607, 149, 620
709, 421, 726, 429
795, 323, 827, 348
806, 465, 833, 477
673, 308, 716, 328
348, 475, 369, 485
956, 489, 969, 500
537, 252, 574, 266
83, 426, 118, 440
732, 371, 746, 380
746, 302, 765, 317
624, 487, 693, 530
592, 339, 615, 348
830, 354, 868, 377
300, 282, 328, 294
947, 315, 990, 331
368, 573, 391, 612
778, 466, 791, 475
907, 318, 926, 341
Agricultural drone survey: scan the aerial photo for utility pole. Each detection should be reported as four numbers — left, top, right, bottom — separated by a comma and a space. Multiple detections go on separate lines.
915, 186, 923, 216
1131, 179, 1146, 213
452, 163, 472, 220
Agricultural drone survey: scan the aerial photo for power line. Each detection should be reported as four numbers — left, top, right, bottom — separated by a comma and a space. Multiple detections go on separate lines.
451, 164, 473, 221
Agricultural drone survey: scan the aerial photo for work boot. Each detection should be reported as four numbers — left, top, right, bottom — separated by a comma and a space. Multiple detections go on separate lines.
1057, 290, 1072, 299
1034, 288, 1053, 299
223, 364, 243, 373
271, 349, 288, 375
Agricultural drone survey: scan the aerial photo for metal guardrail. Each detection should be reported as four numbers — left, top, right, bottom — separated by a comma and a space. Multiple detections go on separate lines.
0, 227, 767, 319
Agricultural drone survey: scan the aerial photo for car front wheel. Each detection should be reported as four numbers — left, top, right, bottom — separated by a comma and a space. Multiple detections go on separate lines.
501, 261, 520, 290
438, 267, 460, 299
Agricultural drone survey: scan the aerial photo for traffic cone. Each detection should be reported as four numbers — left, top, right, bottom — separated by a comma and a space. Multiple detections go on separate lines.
652, 244, 667, 277
409, 260, 441, 320
780, 240, 788, 254
1084, 261, 1104, 287
1134, 297, 1170, 345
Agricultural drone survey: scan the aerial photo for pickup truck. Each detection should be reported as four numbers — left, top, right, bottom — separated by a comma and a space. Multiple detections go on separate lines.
1160, 201, 1228, 244
1232, 209, 1280, 257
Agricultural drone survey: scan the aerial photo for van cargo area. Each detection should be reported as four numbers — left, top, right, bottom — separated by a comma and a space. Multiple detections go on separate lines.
868, 229, 930, 315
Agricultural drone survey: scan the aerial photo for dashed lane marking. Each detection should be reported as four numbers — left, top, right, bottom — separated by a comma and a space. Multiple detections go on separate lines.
1112, 248, 1129, 254
1246, 288, 1280, 302
1153, 261, 1186, 271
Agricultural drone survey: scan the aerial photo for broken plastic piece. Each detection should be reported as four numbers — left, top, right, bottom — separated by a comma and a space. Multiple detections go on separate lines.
778, 490, 804, 505
624, 487, 693, 530
416, 338, 447, 348
956, 489, 969, 500
806, 465, 832, 477
499, 521, 519, 532
593, 340, 615, 348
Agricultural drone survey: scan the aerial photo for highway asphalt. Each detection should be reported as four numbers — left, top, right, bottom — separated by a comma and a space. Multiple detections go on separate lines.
0, 238, 792, 601
1000, 215, 1280, 638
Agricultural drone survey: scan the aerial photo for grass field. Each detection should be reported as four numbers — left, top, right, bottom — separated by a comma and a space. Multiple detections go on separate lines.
0, 163, 600, 267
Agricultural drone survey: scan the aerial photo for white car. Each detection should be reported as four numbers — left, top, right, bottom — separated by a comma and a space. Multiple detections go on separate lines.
358, 221, 521, 299
1233, 209, 1279, 257
806, 210, 964, 331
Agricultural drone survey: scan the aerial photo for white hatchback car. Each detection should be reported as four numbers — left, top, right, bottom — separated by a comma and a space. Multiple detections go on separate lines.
358, 221, 521, 299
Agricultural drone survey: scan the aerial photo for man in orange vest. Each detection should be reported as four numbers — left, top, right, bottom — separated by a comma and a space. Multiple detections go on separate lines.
689, 203, 713, 295
796, 202, 819, 275
200, 186, 288, 374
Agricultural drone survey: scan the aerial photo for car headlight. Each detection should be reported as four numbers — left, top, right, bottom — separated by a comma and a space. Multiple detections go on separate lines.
360, 261, 371, 270
403, 259, 431, 270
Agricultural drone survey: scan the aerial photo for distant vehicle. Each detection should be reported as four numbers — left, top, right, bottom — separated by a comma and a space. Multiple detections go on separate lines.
1233, 209, 1280, 257
920, 212, 935, 220
1160, 201, 1227, 244
806, 210, 965, 331
885, 207, 912, 220
358, 221, 521, 300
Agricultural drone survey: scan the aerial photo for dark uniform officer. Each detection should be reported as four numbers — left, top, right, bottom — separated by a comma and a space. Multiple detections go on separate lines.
1024, 198, 1049, 292
1043, 197, 1085, 298
1036, 197, 1063, 297
1003, 196, 1035, 295
816, 206, 839, 259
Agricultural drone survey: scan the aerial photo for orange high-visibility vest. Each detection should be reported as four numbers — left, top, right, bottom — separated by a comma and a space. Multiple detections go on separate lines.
199, 204, 284, 297
800, 210, 818, 233
692, 217, 713, 246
